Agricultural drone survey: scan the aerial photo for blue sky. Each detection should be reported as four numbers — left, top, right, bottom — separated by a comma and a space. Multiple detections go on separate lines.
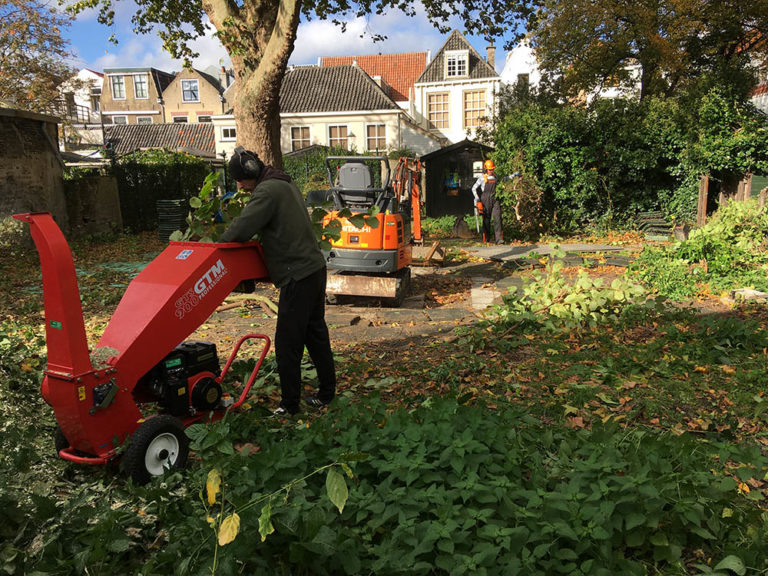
61, 4, 513, 75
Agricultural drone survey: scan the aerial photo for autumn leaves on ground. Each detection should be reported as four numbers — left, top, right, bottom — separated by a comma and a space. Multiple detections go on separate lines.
2, 203, 768, 574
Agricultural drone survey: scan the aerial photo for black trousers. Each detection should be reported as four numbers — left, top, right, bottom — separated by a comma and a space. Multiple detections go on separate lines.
481, 194, 503, 243
275, 267, 336, 412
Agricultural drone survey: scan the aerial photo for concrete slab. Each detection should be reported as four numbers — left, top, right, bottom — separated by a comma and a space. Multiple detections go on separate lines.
469, 243, 636, 262
470, 276, 500, 310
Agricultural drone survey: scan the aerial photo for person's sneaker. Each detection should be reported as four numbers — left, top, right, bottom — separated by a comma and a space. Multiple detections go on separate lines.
273, 406, 298, 417
305, 395, 332, 409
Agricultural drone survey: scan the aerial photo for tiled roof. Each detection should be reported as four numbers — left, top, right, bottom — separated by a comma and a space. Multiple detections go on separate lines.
280, 65, 400, 113
752, 83, 768, 97
320, 52, 428, 102
417, 30, 498, 83
104, 123, 216, 158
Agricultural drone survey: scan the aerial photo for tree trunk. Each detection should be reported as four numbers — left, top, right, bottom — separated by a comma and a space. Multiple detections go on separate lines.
204, 0, 302, 169
234, 62, 287, 168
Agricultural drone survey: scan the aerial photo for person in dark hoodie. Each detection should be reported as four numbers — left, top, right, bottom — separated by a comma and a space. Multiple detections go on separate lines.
219, 147, 335, 415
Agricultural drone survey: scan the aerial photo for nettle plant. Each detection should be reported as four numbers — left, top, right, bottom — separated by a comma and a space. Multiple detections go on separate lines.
170, 172, 379, 250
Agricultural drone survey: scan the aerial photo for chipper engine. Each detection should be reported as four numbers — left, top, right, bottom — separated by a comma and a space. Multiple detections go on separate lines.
14, 212, 271, 483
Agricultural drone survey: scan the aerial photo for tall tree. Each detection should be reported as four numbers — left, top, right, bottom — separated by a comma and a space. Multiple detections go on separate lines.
67, 0, 528, 167
526, 0, 768, 100
0, 0, 77, 112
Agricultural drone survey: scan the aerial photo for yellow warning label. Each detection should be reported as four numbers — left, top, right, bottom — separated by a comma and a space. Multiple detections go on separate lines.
78, 386, 86, 401
178, 387, 187, 396
360, 243, 368, 248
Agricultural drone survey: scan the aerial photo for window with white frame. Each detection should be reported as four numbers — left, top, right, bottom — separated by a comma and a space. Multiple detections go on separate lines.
463, 90, 486, 129
198, 115, 212, 123
291, 126, 310, 151
112, 116, 128, 125
329, 125, 348, 149
133, 74, 149, 99
172, 116, 188, 123
110, 76, 126, 99
445, 50, 469, 78
222, 126, 237, 141
427, 93, 449, 129
181, 79, 200, 102
366, 124, 386, 151
137, 116, 153, 125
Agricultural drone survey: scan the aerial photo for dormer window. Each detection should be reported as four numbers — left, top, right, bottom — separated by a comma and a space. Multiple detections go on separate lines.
445, 50, 469, 78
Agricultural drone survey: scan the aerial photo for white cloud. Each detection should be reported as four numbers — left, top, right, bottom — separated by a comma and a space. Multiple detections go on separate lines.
289, 9, 450, 65
87, 18, 228, 73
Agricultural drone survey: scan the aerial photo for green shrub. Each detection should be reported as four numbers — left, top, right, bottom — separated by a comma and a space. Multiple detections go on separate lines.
632, 200, 768, 298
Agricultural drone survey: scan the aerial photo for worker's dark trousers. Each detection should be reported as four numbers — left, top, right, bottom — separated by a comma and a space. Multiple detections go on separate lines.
275, 267, 336, 413
481, 194, 503, 243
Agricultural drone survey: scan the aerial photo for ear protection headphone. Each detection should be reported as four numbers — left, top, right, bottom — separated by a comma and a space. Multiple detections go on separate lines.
234, 146, 262, 179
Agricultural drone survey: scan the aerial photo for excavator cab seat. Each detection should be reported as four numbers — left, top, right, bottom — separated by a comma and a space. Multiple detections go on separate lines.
332, 162, 381, 211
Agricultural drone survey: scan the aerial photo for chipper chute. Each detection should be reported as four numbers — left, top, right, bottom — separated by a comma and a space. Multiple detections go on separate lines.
14, 212, 272, 483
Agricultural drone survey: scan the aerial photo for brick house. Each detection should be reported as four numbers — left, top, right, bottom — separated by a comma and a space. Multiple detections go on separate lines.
100, 67, 175, 126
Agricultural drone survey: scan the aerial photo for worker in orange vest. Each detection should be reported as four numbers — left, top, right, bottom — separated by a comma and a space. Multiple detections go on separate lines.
472, 159, 504, 244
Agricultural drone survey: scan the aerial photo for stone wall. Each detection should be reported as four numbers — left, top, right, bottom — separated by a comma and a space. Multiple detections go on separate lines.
0, 109, 69, 234
64, 175, 123, 236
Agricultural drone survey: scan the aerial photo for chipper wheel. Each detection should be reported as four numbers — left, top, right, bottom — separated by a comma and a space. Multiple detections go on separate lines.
121, 415, 190, 484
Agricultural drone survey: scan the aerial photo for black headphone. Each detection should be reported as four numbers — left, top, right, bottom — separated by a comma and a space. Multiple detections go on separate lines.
234, 146, 262, 179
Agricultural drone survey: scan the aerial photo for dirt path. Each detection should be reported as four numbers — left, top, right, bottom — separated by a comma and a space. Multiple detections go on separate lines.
190, 242, 647, 351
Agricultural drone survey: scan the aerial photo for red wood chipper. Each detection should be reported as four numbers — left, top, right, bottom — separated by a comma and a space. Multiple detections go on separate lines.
14, 212, 272, 483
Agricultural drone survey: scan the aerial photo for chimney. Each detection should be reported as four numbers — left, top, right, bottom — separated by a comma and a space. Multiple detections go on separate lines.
219, 66, 228, 89
487, 45, 496, 69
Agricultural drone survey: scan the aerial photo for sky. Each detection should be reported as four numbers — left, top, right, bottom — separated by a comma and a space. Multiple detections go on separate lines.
61, 3, 514, 76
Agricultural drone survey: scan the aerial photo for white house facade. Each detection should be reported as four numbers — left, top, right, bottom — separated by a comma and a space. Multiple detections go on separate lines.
412, 30, 501, 144
213, 64, 443, 159
500, 40, 641, 101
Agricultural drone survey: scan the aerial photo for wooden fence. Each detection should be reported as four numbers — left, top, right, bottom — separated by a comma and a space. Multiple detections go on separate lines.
696, 173, 768, 227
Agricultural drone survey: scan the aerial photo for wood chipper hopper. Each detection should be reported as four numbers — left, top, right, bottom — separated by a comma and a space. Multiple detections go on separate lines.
14, 212, 272, 483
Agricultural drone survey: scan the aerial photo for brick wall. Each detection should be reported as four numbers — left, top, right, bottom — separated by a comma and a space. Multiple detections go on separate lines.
0, 109, 69, 234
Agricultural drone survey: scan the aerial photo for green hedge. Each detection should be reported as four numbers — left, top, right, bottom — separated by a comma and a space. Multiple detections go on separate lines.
111, 149, 216, 232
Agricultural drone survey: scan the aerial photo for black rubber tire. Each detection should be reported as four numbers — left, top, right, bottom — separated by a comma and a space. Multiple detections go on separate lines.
121, 415, 189, 484
54, 426, 69, 455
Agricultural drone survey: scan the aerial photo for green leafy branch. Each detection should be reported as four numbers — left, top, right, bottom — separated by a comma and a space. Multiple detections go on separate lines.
171, 173, 380, 248
201, 452, 366, 574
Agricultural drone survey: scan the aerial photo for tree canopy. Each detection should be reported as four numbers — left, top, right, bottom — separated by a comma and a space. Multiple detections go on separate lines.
66, 0, 527, 167
0, 0, 77, 112
525, 0, 768, 100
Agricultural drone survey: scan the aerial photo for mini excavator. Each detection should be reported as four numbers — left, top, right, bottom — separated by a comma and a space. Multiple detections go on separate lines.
319, 156, 429, 306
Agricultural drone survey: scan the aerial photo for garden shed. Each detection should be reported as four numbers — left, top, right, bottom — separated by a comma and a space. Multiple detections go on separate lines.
420, 139, 494, 218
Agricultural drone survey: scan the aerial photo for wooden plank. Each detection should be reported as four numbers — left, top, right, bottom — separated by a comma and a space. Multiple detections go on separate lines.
744, 173, 753, 201
326, 272, 398, 298
413, 241, 445, 264
697, 174, 709, 228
